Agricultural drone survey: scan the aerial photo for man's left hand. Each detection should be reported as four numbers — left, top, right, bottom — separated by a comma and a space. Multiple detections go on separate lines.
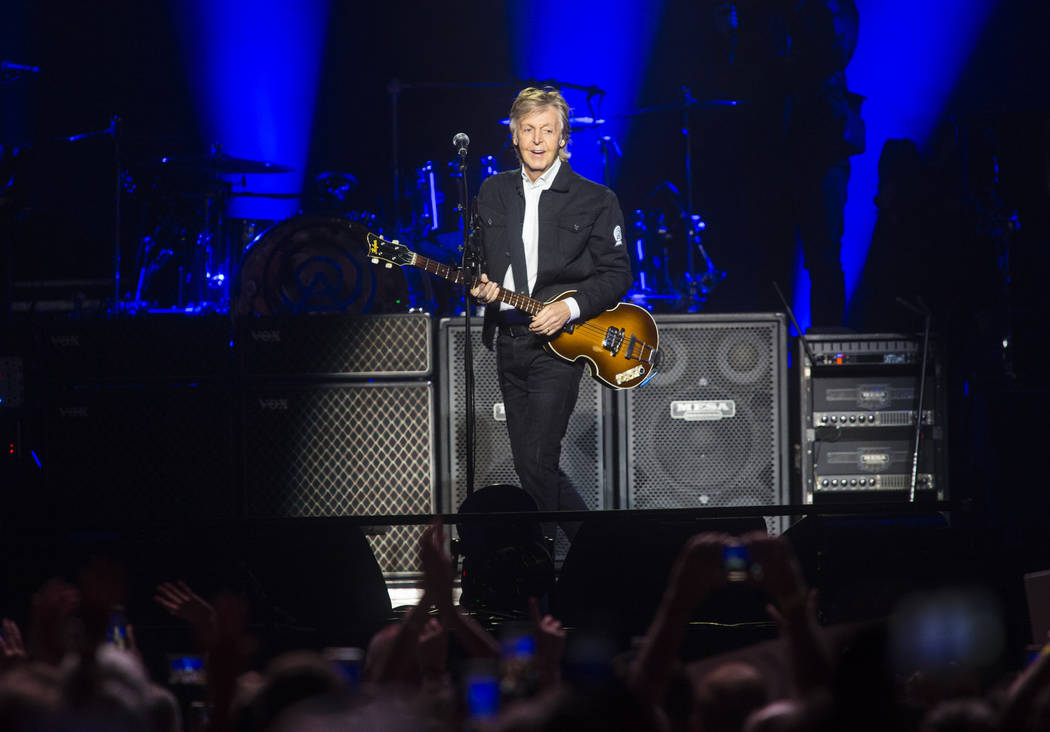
530, 300, 571, 336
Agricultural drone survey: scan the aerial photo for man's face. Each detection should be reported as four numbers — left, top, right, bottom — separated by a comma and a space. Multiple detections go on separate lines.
513, 106, 564, 182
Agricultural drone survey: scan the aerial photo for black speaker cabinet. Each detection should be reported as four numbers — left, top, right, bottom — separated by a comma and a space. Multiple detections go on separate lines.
238, 313, 432, 379
44, 383, 236, 523
618, 314, 789, 533
241, 381, 435, 576
799, 333, 948, 503
438, 319, 614, 560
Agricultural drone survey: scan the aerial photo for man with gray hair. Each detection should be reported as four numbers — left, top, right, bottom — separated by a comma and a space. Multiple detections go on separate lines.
471, 86, 632, 544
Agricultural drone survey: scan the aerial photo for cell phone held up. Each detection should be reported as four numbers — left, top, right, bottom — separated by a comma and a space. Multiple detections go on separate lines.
723, 544, 751, 583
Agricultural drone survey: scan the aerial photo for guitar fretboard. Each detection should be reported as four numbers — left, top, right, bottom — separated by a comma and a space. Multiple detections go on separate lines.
411, 252, 544, 316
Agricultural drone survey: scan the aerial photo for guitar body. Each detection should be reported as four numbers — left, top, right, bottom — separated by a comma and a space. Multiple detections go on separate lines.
544, 292, 660, 390
364, 231, 660, 390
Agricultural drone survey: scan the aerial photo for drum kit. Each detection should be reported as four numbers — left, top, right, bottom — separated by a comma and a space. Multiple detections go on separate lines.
4, 67, 736, 318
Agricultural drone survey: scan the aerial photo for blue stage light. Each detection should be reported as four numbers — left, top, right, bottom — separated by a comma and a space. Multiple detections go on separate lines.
834, 0, 997, 322
506, 0, 667, 186
174, 0, 330, 221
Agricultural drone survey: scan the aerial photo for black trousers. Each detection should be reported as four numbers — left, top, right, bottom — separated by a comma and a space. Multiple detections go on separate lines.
496, 330, 588, 542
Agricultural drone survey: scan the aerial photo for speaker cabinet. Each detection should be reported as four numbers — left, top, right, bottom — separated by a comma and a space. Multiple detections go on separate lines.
44, 383, 236, 522
238, 313, 432, 379
438, 319, 613, 559
618, 314, 788, 532
242, 382, 435, 575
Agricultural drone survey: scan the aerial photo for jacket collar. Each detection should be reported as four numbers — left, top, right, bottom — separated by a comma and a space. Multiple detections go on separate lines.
514, 161, 573, 197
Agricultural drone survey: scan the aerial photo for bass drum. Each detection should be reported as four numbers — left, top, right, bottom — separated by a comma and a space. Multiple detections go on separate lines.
233, 214, 409, 318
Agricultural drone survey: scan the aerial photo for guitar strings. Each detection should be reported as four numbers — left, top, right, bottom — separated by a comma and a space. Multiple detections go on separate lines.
382, 243, 656, 361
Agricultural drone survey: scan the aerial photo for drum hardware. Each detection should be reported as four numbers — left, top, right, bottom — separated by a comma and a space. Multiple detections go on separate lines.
140, 144, 296, 311
154, 149, 295, 175
63, 115, 126, 313
1, 60, 40, 86
616, 91, 743, 310
498, 115, 607, 133
315, 171, 358, 207
233, 214, 410, 318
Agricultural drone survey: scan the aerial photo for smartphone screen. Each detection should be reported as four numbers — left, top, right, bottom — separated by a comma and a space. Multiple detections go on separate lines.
723, 544, 750, 583
107, 609, 128, 649
464, 659, 500, 720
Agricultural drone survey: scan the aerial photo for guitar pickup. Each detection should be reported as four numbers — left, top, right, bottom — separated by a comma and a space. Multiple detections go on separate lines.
602, 326, 625, 356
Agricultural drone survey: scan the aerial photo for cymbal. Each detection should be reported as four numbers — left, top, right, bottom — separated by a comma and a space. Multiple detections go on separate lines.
499, 116, 606, 131
230, 191, 302, 199
155, 151, 295, 174
618, 99, 744, 118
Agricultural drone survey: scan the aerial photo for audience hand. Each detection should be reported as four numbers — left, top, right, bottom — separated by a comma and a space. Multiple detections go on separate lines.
667, 532, 732, 612
0, 617, 26, 669
29, 578, 81, 665
744, 533, 809, 615
417, 617, 449, 677
420, 521, 455, 614
156, 580, 218, 650
529, 597, 565, 686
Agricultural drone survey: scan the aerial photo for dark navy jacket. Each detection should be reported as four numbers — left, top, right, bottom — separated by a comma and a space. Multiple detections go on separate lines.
476, 162, 632, 348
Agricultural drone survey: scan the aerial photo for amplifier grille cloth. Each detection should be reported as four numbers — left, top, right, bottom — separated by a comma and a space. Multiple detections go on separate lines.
240, 314, 431, 377
243, 383, 433, 574
443, 322, 605, 561
624, 320, 783, 514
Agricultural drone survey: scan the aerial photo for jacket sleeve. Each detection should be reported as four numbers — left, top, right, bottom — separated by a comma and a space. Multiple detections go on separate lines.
572, 188, 633, 322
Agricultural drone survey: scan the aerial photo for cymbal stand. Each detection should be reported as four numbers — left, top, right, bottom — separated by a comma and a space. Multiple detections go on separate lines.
67, 115, 125, 314
678, 87, 725, 309
681, 87, 698, 284
597, 134, 621, 188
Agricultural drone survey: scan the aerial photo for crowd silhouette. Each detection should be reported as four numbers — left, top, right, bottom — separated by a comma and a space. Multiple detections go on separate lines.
0, 519, 1047, 731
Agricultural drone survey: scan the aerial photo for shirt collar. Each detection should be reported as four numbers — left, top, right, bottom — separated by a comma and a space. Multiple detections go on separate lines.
521, 157, 561, 189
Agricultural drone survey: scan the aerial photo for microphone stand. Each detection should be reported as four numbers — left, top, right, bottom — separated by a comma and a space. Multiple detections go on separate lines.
455, 141, 478, 498
897, 297, 933, 503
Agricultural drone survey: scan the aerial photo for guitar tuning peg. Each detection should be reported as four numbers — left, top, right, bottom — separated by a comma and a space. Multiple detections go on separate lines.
384, 263, 392, 269
371, 258, 379, 264
392, 239, 400, 244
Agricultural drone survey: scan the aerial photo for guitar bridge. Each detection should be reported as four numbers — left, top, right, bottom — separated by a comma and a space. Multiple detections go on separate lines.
627, 334, 658, 365
602, 326, 625, 356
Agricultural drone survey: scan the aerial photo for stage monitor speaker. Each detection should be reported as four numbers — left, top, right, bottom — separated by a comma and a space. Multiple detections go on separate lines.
44, 383, 236, 523
239, 312, 432, 379
618, 314, 789, 533
438, 318, 613, 561
241, 381, 435, 576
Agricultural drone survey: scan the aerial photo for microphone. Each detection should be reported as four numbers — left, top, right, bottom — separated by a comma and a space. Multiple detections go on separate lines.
452, 132, 470, 157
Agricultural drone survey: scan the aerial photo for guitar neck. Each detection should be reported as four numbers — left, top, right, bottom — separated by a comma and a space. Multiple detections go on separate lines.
410, 252, 544, 315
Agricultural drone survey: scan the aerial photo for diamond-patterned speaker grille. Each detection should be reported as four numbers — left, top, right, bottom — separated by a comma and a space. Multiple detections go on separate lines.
443, 322, 605, 561
243, 383, 434, 574
625, 320, 783, 510
241, 314, 432, 377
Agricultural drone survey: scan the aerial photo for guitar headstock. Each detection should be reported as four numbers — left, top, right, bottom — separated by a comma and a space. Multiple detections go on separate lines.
366, 232, 415, 269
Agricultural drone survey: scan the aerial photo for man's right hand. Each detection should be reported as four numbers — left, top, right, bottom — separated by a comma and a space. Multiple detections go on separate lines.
470, 273, 500, 304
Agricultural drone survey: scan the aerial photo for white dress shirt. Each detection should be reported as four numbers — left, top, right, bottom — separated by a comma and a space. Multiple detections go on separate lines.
500, 158, 580, 321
